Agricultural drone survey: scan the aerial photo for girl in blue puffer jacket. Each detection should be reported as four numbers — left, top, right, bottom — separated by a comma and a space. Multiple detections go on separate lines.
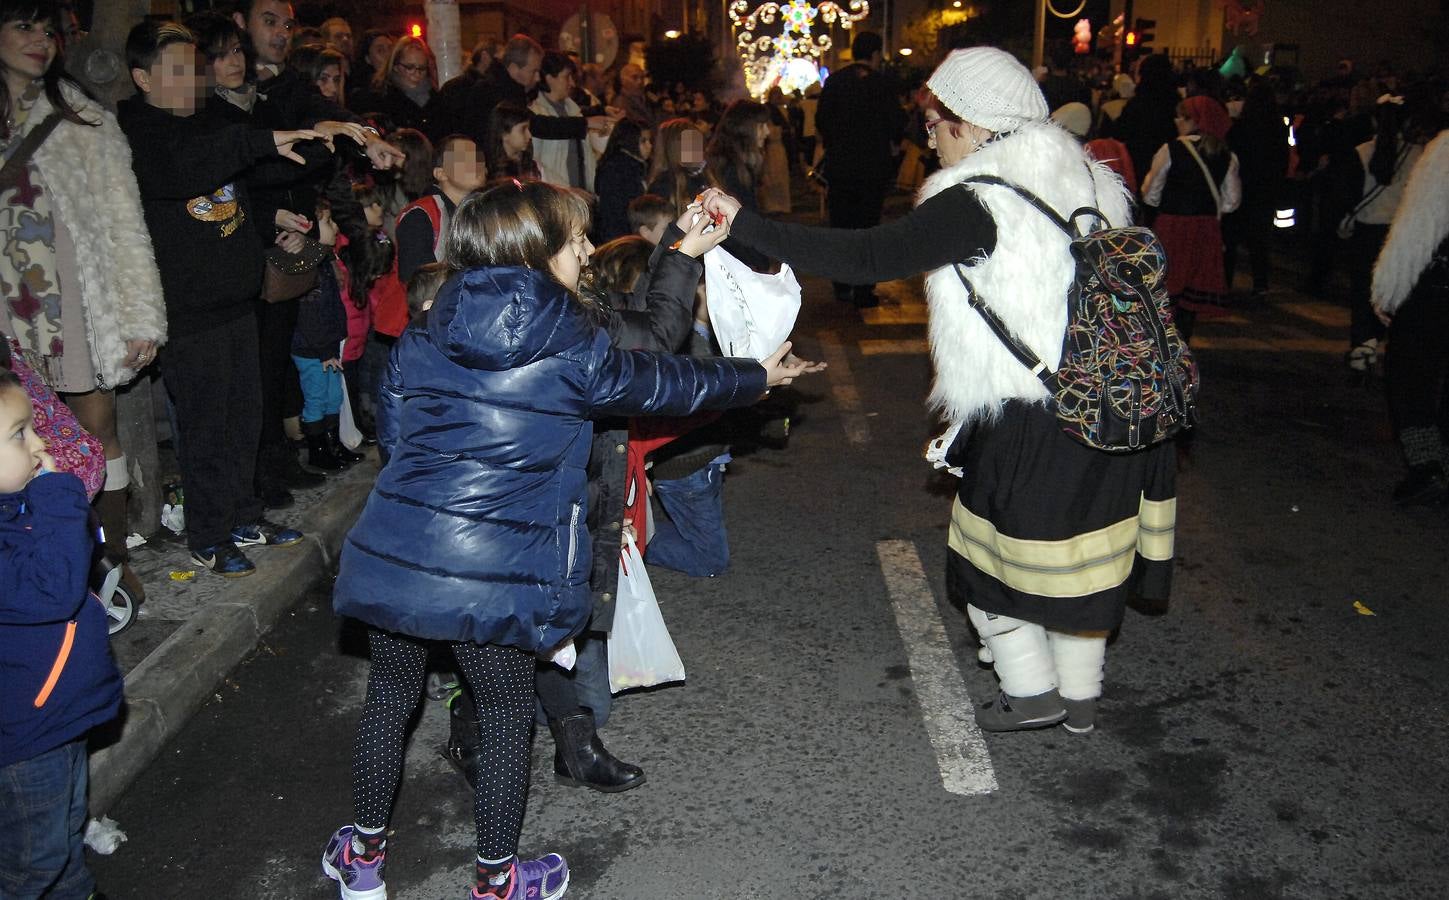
322, 179, 808, 900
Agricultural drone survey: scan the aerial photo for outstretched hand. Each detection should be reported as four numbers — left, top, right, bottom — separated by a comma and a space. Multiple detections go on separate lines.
273, 129, 326, 164
671, 206, 730, 258
761, 341, 812, 388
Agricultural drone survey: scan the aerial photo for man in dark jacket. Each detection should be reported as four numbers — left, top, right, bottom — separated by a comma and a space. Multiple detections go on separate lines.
815, 31, 905, 307
119, 19, 309, 578
459, 34, 615, 155
428, 42, 492, 143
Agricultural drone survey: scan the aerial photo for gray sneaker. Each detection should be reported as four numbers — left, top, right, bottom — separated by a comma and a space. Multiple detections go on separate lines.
975, 689, 1067, 732
1062, 698, 1097, 734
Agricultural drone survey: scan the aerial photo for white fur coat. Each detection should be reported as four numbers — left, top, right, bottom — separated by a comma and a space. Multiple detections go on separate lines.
30, 84, 166, 390
917, 122, 1131, 426
1372, 130, 1449, 315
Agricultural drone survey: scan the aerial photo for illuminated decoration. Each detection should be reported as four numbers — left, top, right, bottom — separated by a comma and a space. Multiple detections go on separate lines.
1045, 0, 1087, 18
729, 0, 869, 96
1072, 18, 1090, 54
1222, 0, 1264, 35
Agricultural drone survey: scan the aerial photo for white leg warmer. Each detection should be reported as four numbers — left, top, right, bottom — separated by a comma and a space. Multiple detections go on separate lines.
1047, 630, 1108, 701
967, 604, 1056, 698
104, 455, 130, 492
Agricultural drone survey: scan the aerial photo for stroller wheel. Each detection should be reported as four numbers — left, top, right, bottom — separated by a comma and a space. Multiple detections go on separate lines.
97, 582, 139, 636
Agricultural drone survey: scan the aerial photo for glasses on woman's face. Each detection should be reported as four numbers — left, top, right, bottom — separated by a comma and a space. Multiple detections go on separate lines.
924, 117, 943, 137
395, 62, 428, 76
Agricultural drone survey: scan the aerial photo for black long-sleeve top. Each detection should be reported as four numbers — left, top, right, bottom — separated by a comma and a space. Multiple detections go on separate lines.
728, 183, 998, 285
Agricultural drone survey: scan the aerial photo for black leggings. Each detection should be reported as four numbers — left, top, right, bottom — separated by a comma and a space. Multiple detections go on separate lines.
353, 628, 535, 860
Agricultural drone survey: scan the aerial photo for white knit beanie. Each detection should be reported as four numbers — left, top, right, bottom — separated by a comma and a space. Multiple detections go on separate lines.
926, 47, 1049, 134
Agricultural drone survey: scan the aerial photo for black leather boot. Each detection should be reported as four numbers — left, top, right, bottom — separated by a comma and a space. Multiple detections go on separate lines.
302, 420, 347, 472
442, 690, 482, 788
325, 414, 366, 464
550, 713, 645, 793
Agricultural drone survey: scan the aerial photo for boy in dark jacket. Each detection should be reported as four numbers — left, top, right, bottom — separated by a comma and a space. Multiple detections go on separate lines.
117, 20, 316, 578
0, 371, 121, 900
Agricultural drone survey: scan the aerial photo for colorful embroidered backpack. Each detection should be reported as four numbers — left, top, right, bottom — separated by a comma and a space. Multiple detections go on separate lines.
954, 176, 1198, 452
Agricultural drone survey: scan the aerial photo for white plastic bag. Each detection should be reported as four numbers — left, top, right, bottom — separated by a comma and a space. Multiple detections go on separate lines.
337, 339, 363, 450
608, 534, 685, 692
702, 245, 801, 360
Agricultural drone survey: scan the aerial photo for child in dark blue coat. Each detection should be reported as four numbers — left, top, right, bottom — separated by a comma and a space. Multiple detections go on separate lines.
323, 180, 808, 900
0, 369, 122, 900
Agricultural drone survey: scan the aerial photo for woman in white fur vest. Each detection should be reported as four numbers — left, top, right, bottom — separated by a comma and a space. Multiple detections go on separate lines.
1372, 127, 1449, 505
0, 1, 166, 602
702, 47, 1176, 735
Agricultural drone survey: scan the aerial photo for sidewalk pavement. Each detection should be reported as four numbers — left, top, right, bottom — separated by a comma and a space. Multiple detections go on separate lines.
89, 457, 376, 815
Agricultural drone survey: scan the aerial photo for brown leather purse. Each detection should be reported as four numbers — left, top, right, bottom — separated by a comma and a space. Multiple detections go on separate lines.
261, 238, 332, 303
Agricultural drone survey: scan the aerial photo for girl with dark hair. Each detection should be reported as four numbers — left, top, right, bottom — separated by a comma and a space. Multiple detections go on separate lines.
289, 42, 347, 105
325, 179, 804, 900
648, 117, 709, 216
1140, 94, 1242, 338
377, 126, 433, 232
706, 99, 771, 268
486, 102, 541, 181
592, 117, 652, 241
348, 28, 393, 110
0, 0, 166, 603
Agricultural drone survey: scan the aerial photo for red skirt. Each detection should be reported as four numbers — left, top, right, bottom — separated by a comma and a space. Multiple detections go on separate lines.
1155, 213, 1226, 311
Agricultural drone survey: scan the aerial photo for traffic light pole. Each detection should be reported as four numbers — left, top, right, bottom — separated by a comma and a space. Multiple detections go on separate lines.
1120, 0, 1134, 72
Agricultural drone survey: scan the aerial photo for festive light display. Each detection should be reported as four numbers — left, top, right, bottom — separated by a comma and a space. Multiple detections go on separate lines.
729, 0, 870, 96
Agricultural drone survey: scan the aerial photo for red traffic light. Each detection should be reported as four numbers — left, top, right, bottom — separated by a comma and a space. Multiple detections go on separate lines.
1125, 30, 1138, 46
410, 22, 423, 38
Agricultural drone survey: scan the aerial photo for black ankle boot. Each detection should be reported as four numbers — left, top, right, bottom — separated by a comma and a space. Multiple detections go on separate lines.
302, 421, 347, 472
442, 691, 481, 788
550, 712, 645, 793
325, 414, 366, 464
263, 440, 325, 489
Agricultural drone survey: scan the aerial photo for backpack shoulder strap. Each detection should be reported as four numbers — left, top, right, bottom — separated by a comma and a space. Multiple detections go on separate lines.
952, 263, 1054, 387
959, 175, 1073, 235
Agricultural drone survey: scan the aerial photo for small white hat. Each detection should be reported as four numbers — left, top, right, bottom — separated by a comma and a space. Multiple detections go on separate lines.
927, 47, 1049, 133
1051, 101, 1092, 138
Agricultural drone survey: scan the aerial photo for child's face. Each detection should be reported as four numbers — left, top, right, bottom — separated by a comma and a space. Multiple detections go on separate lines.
315, 63, 342, 101
502, 121, 532, 159
137, 42, 204, 116
363, 200, 384, 229
548, 222, 594, 292
0, 386, 47, 494
438, 139, 487, 193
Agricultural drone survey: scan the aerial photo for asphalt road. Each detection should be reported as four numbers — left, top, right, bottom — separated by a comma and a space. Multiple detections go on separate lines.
91, 272, 1448, 900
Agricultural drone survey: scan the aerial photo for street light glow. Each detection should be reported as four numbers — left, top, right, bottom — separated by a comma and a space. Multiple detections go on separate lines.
665, 29, 681, 38
898, 47, 912, 56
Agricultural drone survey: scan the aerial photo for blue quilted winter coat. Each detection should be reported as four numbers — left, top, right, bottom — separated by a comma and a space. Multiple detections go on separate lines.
333, 266, 766, 652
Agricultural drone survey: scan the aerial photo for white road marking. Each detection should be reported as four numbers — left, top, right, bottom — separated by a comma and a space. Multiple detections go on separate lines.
876, 539, 998, 796
819, 330, 869, 447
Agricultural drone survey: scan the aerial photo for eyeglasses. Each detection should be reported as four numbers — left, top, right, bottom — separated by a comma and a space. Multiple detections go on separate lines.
394, 62, 428, 75
924, 118, 943, 136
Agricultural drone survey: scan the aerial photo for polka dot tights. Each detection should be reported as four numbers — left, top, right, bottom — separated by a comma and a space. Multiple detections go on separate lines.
352, 627, 537, 860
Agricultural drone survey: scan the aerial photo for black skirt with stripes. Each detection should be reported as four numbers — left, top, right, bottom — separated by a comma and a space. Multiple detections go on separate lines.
944, 401, 1177, 633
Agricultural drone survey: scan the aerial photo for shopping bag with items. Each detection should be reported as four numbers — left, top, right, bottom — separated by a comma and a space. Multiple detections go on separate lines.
702, 245, 801, 360
608, 534, 686, 692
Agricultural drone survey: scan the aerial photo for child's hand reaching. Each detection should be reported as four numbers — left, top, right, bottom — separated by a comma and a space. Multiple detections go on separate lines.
317, 209, 339, 247
322, 357, 343, 372
671, 206, 730, 258
761, 341, 812, 388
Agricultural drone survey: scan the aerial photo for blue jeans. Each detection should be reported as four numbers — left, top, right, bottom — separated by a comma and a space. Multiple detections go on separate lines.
291, 355, 343, 423
646, 462, 729, 577
0, 740, 95, 900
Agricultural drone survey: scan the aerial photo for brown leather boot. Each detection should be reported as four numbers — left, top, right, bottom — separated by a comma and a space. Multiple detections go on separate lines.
94, 488, 146, 603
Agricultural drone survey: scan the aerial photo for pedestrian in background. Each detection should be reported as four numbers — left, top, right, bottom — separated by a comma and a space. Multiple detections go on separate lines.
705, 99, 772, 270
1224, 77, 1288, 300
593, 117, 652, 241
814, 30, 905, 307
349, 34, 437, 135
1372, 123, 1449, 504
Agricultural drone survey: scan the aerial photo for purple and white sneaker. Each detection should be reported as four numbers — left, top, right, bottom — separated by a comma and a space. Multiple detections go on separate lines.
322, 825, 387, 900
471, 853, 570, 900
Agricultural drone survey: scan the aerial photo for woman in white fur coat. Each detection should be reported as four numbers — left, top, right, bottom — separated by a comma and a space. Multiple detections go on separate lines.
0, 2, 166, 600
702, 47, 1176, 735
1372, 127, 1449, 505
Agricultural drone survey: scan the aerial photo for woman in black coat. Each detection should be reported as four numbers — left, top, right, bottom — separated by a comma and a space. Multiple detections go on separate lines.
592, 118, 653, 241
